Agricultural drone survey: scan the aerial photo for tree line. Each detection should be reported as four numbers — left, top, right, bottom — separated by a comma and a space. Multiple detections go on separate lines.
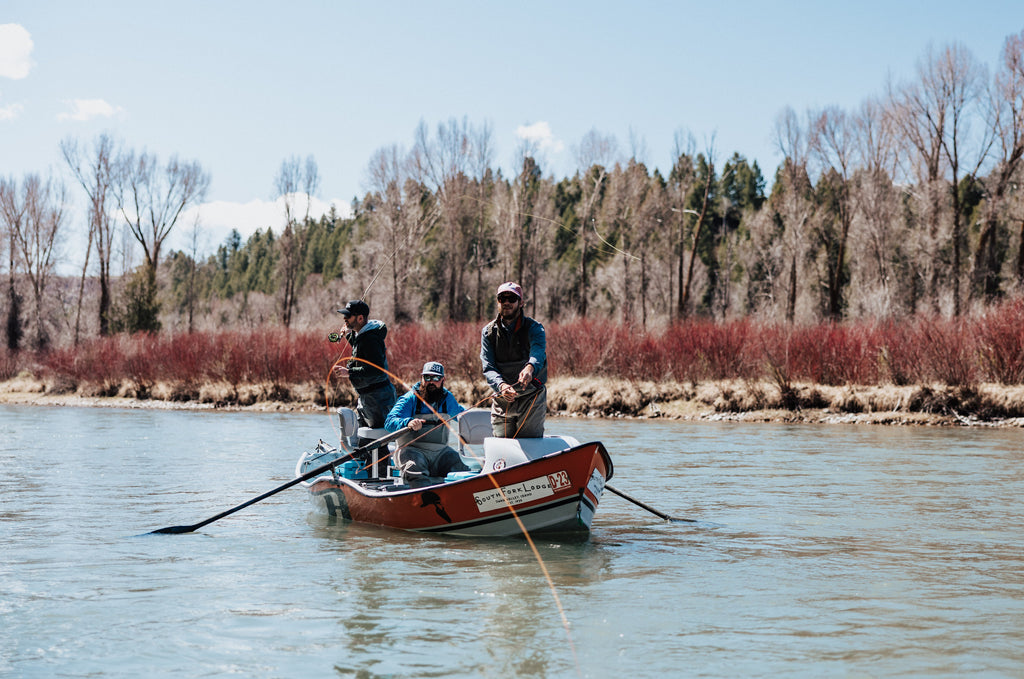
2, 32, 1024, 351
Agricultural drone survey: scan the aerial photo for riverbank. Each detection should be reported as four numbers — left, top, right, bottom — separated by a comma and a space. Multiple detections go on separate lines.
2, 372, 1023, 427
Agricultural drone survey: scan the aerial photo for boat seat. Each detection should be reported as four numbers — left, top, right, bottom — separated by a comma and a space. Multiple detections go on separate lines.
337, 406, 358, 435
357, 426, 388, 445
335, 407, 359, 450
481, 435, 581, 473
458, 408, 492, 450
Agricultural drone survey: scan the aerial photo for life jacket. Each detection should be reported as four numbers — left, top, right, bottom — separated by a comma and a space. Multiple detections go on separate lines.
484, 313, 547, 391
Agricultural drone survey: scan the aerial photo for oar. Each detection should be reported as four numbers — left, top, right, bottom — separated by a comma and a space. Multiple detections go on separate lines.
605, 483, 697, 524
146, 424, 415, 535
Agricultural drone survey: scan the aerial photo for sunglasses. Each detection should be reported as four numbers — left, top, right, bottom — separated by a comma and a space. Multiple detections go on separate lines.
422, 375, 443, 383
497, 294, 519, 303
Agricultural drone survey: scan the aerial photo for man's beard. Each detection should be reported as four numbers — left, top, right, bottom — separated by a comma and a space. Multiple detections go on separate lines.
424, 384, 442, 400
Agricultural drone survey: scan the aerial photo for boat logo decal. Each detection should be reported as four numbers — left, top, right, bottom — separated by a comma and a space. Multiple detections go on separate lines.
491, 458, 507, 471
587, 469, 605, 498
323, 490, 351, 520
419, 490, 452, 523
473, 472, 569, 513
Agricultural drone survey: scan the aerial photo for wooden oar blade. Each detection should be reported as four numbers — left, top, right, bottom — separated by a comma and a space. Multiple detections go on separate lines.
147, 524, 198, 535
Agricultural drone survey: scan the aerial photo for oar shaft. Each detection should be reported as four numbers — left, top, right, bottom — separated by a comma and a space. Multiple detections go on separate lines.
148, 423, 419, 535
604, 483, 696, 523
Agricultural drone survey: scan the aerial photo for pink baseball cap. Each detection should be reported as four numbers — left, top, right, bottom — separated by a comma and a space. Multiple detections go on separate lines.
496, 282, 522, 299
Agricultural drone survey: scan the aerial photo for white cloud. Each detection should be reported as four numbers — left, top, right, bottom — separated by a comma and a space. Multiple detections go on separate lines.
57, 98, 125, 122
516, 121, 565, 153
0, 24, 33, 79
172, 195, 353, 254
0, 100, 23, 121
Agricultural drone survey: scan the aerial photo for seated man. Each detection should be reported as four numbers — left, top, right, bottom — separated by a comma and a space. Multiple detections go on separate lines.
384, 361, 470, 486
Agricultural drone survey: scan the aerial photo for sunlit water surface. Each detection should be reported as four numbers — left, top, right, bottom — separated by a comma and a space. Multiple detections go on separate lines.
2, 405, 1022, 677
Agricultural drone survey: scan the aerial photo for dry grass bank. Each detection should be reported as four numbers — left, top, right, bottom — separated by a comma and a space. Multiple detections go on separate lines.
3, 371, 1024, 427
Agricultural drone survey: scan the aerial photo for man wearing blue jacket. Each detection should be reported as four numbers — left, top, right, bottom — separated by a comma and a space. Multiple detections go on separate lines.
385, 361, 469, 486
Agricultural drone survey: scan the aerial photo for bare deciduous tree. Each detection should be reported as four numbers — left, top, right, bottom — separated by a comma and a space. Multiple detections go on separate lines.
668, 130, 699, 320
1, 178, 25, 351
469, 122, 495, 320
850, 96, 904, 316
0, 174, 69, 348
365, 144, 437, 322
112, 150, 210, 332
773, 107, 815, 322
889, 43, 990, 315
61, 133, 118, 339
410, 117, 490, 320
275, 154, 319, 327
573, 129, 618, 316
809, 106, 856, 318
601, 157, 650, 323
976, 30, 1024, 297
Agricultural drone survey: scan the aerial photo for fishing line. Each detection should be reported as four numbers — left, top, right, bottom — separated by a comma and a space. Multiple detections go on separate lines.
321, 347, 580, 674
507, 387, 541, 439
461, 191, 640, 262
322, 347, 494, 469
358, 247, 398, 299
402, 382, 580, 672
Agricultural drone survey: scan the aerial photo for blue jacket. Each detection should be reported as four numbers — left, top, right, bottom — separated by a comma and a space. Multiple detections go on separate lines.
384, 382, 466, 432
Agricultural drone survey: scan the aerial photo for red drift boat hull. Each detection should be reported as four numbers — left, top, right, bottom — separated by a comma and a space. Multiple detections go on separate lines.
307, 442, 613, 537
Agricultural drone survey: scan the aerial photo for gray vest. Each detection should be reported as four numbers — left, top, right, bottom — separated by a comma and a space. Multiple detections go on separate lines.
397, 418, 450, 452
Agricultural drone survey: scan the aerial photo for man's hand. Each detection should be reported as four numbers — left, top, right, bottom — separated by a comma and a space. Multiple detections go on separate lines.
517, 364, 534, 388
333, 365, 350, 377
409, 418, 425, 431
499, 383, 518, 402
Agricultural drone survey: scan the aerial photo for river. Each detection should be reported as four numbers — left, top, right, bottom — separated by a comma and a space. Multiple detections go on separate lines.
1, 404, 1022, 677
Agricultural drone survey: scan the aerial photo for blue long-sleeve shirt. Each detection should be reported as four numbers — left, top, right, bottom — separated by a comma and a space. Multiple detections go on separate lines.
384, 383, 466, 432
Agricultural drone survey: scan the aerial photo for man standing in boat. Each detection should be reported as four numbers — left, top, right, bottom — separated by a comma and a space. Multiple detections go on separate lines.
480, 282, 547, 438
384, 361, 470, 486
334, 299, 397, 431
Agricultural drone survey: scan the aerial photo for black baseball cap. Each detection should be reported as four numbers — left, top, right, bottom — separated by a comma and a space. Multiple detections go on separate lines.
337, 300, 370, 317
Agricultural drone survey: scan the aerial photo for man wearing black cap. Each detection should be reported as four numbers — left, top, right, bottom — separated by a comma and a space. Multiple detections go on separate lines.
480, 282, 547, 437
335, 299, 397, 431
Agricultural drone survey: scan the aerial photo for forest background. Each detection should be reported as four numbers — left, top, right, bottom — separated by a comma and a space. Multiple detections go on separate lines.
3, 33, 1024, 423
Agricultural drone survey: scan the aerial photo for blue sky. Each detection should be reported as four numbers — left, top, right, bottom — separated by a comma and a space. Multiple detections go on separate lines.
1, 1, 1019, 258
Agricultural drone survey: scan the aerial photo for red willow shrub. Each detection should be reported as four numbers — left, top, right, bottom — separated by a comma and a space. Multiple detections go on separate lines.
547, 320, 645, 378
661, 320, 759, 381
387, 322, 481, 387
22, 298, 1024, 393
909, 316, 979, 386
40, 336, 130, 386
872, 319, 920, 385
37, 330, 342, 388
0, 347, 21, 381
779, 323, 883, 385
974, 299, 1024, 384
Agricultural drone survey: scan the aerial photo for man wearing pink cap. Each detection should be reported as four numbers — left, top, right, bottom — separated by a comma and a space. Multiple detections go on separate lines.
480, 282, 547, 437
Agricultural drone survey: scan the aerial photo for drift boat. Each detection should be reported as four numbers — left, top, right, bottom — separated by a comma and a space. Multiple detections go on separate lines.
296, 408, 613, 537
